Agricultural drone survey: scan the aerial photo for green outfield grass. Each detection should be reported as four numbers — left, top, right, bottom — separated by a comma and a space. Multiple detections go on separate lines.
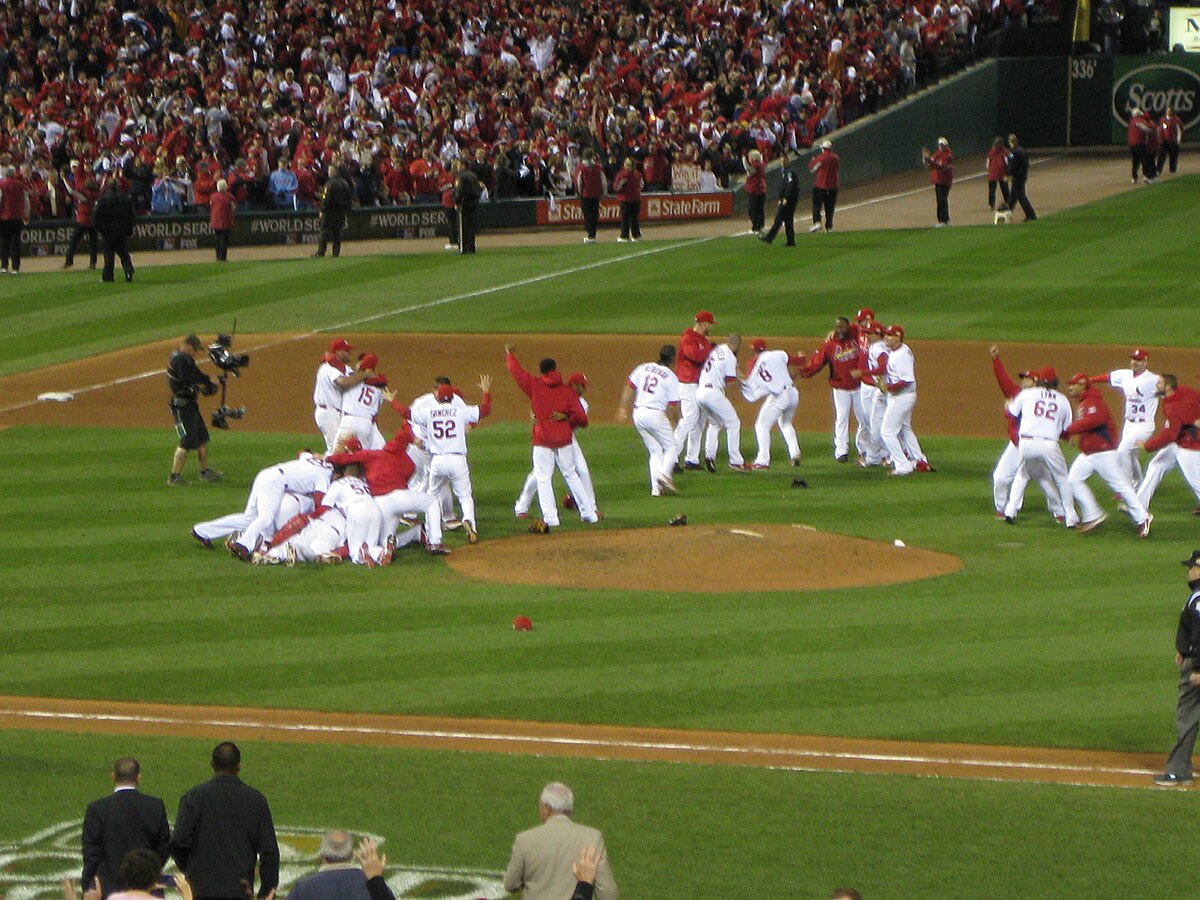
2, 178, 1198, 899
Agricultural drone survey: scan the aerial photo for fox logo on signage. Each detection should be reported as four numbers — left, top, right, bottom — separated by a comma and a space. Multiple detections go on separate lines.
1112, 64, 1200, 131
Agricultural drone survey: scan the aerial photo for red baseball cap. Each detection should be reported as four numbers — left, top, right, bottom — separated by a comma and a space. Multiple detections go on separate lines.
1018, 369, 1036, 379
1130, 348, 1148, 361
856, 307, 876, 321
329, 338, 353, 353
1040, 366, 1058, 384
695, 311, 716, 324
435, 383, 455, 402
884, 324, 904, 340
751, 338, 767, 352
343, 436, 363, 453
512, 615, 533, 631
1068, 372, 1089, 385
358, 353, 378, 371
567, 372, 588, 388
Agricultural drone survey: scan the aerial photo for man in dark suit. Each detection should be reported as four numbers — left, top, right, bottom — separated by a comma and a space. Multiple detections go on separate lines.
93, 177, 136, 283
759, 148, 801, 246
81, 757, 171, 898
170, 742, 280, 900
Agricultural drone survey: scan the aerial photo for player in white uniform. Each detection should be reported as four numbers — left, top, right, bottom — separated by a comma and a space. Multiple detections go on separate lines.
410, 377, 491, 544
877, 325, 927, 476
616, 345, 681, 496
515, 372, 599, 516
697, 335, 748, 471
1006, 368, 1077, 527
322, 469, 389, 566
334, 353, 389, 450
852, 324, 889, 467
313, 338, 371, 452
740, 338, 803, 468
255, 508, 348, 566
1091, 349, 1159, 484
191, 454, 325, 550
218, 454, 335, 559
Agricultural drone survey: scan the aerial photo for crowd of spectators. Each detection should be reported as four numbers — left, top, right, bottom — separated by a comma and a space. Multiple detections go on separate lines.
0, 0, 1007, 223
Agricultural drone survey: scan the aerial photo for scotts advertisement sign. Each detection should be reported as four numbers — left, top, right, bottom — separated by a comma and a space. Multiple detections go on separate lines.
535, 191, 733, 226
1111, 63, 1200, 134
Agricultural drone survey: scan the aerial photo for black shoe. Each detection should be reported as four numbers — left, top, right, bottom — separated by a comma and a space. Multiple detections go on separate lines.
672, 463, 684, 474
124, 270, 134, 282
704, 458, 717, 473
836, 454, 849, 463
682, 462, 702, 471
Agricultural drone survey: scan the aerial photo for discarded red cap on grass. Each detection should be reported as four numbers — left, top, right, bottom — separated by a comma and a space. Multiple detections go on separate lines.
512, 616, 533, 631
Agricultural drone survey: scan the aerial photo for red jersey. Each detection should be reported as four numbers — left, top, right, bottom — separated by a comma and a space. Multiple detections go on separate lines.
800, 335, 861, 389
744, 160, 766, 195
809, 149, 840, 190
986, 146, 1008, 180
676, 328, 713, 385
1159, 115, 1183, 146
1127, 113, 1153, 147
1145, 386, 1200, 452
576, 161, 604, 199
613, 167, 643, 203
506, 353, 588, 448
1064, 386, 1118, 454
327, 428, 417, 495
992, 356, 1022, 445
209, 192, 235, 230
0, 177, 27, 220
73, 184, 98, 227
927, 149, 954, 185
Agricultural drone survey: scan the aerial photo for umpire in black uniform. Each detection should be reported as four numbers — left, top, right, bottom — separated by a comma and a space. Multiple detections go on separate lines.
81, 757, 171, 898
1155, 550, 1200, 786
316, 164, 353, 257
759, 148, 800, 246
167, 335, 221, 486
453, 159, 482, 254
93, 177, 136, 283
1004, 134, 1037, 222
171, 742, 280, 900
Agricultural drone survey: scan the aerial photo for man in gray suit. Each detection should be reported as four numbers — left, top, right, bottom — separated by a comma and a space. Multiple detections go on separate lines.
503, 783, 618, 900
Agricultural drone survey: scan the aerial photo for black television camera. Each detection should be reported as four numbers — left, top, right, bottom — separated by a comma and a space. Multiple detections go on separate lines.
207, 333, 250, 429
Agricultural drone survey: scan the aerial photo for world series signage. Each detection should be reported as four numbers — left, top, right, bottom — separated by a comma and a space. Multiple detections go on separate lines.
534, 191, 733, 226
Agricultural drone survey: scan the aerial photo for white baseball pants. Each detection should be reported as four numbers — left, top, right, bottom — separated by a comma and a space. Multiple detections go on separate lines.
194, 493, 312, 543
698, 389, 744, 466
675, 383, 704, 465
1118, 419, 1155, 484
428, 454, 477, 531
880, 390, 922, 475
344, 499, 386, 564
633, 407, 679, 494
832, 386, 866, 459
861, 385, 887, 465
410, 445, 456, 520
1015, 438, 1077, 526
992, 441, 1035, 515
376, 488, 443, 546
753, 386, 800, 466
315, 406, 342, 453
266, 513, 346, 562
531, 444, 596, 526
1137, 444, 1200, 510
1069, 449, 1149, 525
232, 467, 288, 553
335, 413, 385, 451
516, 436, 597, 514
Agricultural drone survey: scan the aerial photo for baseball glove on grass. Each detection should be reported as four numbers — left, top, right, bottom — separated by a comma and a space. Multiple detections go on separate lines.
528, 519, 551, 534
668, 514, 688, 527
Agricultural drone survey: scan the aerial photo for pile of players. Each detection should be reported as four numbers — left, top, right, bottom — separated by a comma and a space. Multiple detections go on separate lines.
989, 346, 1200, 538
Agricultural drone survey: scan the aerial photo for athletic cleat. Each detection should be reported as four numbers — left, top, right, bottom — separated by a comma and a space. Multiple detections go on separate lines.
1004, 515, 1015, 524
380, 535, 396, 566
1053, 515, 1066, 524
284, 543, 298, 568
427, 543, 451, 555
809, 222, 823, 233
792, 457, 803, 467
855, 457, 872, 468
682, 461, 703, 471
728, 463, 751, 472
836, 454, 849, 463
168, 473, 185, 486
994, 511, 1007, 520
191, 529, 213, 549
515, 511, 529, 518
464, 520, 479, 544
397, 516, 420, 528
672, 463, 685, 474
914, 459, 935, 473
198, 468, 224, 482
704, 458, 717, 473
657, 478, 679, 495
444, 518, 463, 530
749, 463, 770, 470
1139, 514, 1154, 539
317, 552, 343, 565
1153, 772, 1193, 787
226, 534, 251, 562
361, 543, 380, 568
1076, 514, 1107, 534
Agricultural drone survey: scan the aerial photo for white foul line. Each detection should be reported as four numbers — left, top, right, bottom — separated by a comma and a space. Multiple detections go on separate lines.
3, 707, 1156, 783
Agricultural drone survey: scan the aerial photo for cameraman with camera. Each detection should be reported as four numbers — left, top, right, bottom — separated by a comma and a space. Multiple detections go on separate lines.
167, 335, 222, 486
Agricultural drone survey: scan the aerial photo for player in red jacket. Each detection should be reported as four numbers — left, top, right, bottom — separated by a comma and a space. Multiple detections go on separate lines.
505, 345, 597, 529
922, 137, 954, 226
1064, 373, 1152, 537
800, 316, 865, 461
675, 311, 715, 470
1136, 375, 1200, 514
988, 346, 1056, 522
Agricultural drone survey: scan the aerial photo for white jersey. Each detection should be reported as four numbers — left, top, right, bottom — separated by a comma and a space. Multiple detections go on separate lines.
1008, 387, 1073, 440
322, 475, 376, 511
276, 454, 334, 494
698, 344, 738, 394
884, 343, 916, 389
313, 361, 347, 409
742, 349, 795, 400
1108, 368, 1160, 423
628, 362, 681, 411
409, 391, 437, 441
412, 401, 481, 455
341, 380, 386, 421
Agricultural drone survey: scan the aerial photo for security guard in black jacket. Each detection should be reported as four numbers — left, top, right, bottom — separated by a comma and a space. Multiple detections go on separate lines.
453, 162, 483, 254
1156, 549, 1200, 785
759, 148, 800, 246
167, 335, 221, 486
1004, 134, 1037, 222
93, 178, 136, 283
316, 164, 353, 257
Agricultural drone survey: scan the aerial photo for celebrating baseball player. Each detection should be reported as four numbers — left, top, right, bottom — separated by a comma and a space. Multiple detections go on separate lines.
1085, 349, 1159, 484
409, 377, 465, 530
321, 465, 392, 567
313, 338, 372, 452
698, 334, 750, 471
1063, 373, 1151, 536
617, 345, 682, 496
515, 372, 599, 518
851, 321, 888, 467
1135, 375, 1200, 514
800, 317, 866, 463
875, 325, 931, 476
675, 311, 716, 470
334, 353, 392, 451
410, 377, 493, 545
1006, 367, 1077, 527
989, 346, 1060, 522
740, 338, 804, 469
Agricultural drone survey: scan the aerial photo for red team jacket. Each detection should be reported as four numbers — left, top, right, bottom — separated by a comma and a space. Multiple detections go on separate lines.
576, 161, 604, 199
1145, 385, 1200, 452
809, 149, 840, 190
676, 328, 713, 385
506, 353, 588, 448
1127, 113, 1154, 147
612, 167, 643, 203
927, 149, 954, 185
327, 427, 418, 494
1064, 386, 1118, 454
744, 160, 766, 195
801, 335, 861, 389
1158, 115, 1183, 146
986, 146, 1008, 180
209, 192, 235, 230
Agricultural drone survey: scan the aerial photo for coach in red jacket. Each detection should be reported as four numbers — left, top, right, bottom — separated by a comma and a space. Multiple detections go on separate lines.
922, 138, 954, 226
576, 148, 605, 243
1136, 375, 1200, 514
801, 316, 865, 461
1127, 107, 1156, 183
209, 179, 236, 262
505, 345, 598, 529
613, 157, 643, 243
808, 140, 840, 233
675, 311, 715, 470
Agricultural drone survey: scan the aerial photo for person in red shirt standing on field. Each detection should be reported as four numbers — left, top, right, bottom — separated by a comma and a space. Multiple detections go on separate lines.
1136, 375, 1200, 515
808, 139, 840, 233
209, 178, 236, 262
575, 147, 604, 244
613, 156, 643, 243
675, 311, 716, 471
64, 174, 100, 270
743, 148, 766, 234
800, 316, 866, 462
1156, 106, 1184, 177
922, 137, 954, 226
986, 136, 1011, 211
0, 165, 30, 275
1127, 106, 1155, 184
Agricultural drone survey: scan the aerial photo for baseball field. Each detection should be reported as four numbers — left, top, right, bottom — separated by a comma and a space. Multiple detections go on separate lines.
1, 167, 1196, 898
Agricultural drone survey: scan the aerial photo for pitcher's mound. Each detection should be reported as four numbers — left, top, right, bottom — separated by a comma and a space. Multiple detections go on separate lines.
448, 524, 962, 592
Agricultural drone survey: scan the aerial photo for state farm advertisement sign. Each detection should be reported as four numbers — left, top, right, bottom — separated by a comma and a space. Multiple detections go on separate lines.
536, 192, 733, 226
